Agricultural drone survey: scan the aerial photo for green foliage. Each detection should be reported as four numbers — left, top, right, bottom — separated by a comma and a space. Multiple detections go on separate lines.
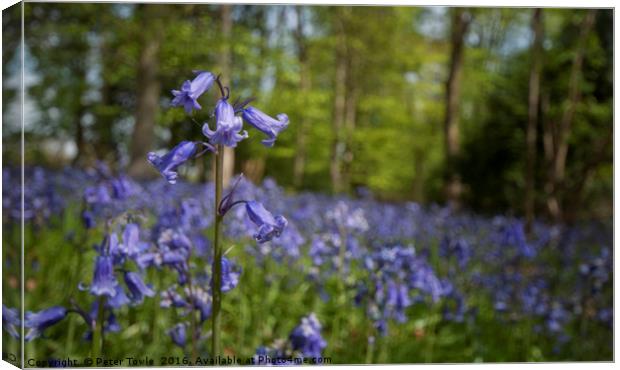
6, 4, 613, 219
8, 210, 612, 363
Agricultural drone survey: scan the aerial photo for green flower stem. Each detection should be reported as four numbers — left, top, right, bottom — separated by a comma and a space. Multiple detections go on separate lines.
365, 334, 375, 364
211, 144, 225, 357
331, 224, 348, 351
186, 273, 198, 360
92, 295, 106, 359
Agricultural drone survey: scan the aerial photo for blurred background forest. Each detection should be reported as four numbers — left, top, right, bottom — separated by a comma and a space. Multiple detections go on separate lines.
2, 4, 613, 224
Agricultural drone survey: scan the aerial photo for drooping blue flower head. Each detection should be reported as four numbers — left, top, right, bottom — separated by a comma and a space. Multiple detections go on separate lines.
202, 98, 248, 147
171, 71, 216, 114
25, 306, 68, 341
289, 313, 327, 358
245, 201, 288, 243
147, 141, 197, 184
90, 256, 118, 297
160, 286, 188, 309
386, 280, 412, 323
2, 305, 20, 339
241, 106, 289, 147
107, 285, 131, 308
121, 223, 148, 258
211, 257, 241, 293
81, 209, 96, 229
168, 323, 187, 348
124, 272, 155, 304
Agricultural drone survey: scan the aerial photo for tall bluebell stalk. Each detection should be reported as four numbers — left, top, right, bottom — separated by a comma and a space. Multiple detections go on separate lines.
211, 143, 224, 357
91, 223, 111, 359
160, 69, 289, 357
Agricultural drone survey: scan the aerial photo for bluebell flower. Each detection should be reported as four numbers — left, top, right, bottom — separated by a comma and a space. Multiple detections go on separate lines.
107, 285, 131, 308
160, 286, 188, 309
147, 141, 198, 184
202, 98, 248, 147
241, 106, 289, 147
106, 312, 121, 333
111, 176, 137, 199
168, 323, 187, 347
25, 306, 68, 341
81, 209, 96, 229
386, 280, 412, 323
245, 201, 288, 243
171, 71, 216, 114
108, 233, 125, 264
84, 184, 111, 205
121, 223, 148, 258
124, 272, 155, 304
289, 313, 327, 358
136, 252, 159, 270
90, 256, 118, 297
214, 257, 241, 293
2, 305, 20, 339
190, 287, 212, 323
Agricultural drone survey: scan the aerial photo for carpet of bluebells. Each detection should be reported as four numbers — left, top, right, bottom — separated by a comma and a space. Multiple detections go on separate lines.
2, 164, 612, 364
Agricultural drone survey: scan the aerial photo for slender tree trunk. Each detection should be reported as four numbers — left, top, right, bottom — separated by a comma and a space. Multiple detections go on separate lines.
330, 12, 347, 194
525, 8, 543, 233
293, 6, 311, 188
546, 10, 596, 221
128, 5, 162, 178
444, 8, 471, 209
542, 92, 554, 173
342, 83, 357, 190
219, 4, 235, 188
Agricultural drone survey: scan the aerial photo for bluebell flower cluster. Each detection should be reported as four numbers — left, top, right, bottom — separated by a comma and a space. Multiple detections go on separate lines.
356, 245, 448, 336
80, 164, 141, 229
289, 313, 327, 358
254, 313, 327, 365
151, 69, 290, 248
162, 68, 289, 161
7, 163, 613, 355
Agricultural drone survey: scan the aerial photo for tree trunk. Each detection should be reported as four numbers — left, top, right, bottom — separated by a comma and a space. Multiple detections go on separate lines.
444, 8, 471, 209
219, 4, 235, 188
342, 83, 357, 190
525, 8, 543, 233
546, 10, 596, 222
293, 6, 311, 188
330, 11, 347, 194
413, 149, 426, 202
128, 5, 162, 178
